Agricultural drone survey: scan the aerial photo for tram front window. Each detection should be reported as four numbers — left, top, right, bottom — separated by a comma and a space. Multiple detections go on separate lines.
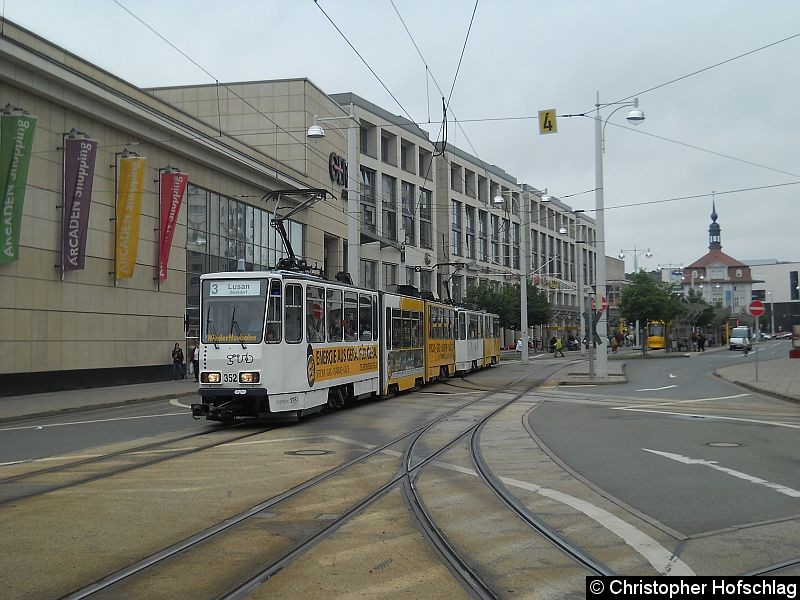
202, 279, 268, 345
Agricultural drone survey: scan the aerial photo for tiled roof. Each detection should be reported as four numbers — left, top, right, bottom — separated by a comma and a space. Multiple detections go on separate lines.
685, 249, 749, 269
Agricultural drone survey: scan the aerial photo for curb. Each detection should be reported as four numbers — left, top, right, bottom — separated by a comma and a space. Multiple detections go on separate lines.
0, 390, 198, 425
712, 371, 800, 405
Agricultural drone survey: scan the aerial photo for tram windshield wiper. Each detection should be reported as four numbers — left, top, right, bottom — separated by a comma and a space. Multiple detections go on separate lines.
206, 316, 220, 349
230, 307, 247, 349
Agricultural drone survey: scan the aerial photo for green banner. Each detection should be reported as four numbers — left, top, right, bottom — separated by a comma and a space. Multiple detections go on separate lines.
0, 113, 38, 264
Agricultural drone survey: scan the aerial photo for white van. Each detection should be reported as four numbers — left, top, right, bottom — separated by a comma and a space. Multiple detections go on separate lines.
729, 326, 752, 351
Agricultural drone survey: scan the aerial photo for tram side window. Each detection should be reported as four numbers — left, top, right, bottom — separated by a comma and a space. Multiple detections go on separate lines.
469, 314, 478, 339
411, 311, 422, 347
386, 307, 392, 350
344, 291, 358, 342
359, 294, 373, 341
392, 308, 402, 349
459, 313, 466, 340
430, 307, 438, 339
449, 311, 456, 339
372, 297, 378, 341
265, 280, 282, 342
284, 283, 303, 343
327, 289, 342, 342
306, 285, 325, 343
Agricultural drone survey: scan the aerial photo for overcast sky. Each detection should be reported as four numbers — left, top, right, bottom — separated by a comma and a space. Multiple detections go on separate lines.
8, 1, 799, 271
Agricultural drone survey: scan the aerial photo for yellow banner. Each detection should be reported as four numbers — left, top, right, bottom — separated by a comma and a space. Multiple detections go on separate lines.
308, 344, 378, 386
115, 156, 147, 278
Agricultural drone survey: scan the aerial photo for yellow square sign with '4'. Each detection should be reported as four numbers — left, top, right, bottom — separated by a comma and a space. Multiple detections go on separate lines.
538, 109, 557, 135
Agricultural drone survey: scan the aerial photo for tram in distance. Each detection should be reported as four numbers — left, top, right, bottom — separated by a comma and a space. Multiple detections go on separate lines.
191, 270, 501, 422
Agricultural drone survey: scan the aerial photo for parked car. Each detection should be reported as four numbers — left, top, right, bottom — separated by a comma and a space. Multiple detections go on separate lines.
774, 331, 792, 339
759, 332, 772, 340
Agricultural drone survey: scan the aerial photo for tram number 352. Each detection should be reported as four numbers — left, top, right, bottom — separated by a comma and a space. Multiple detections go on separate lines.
223, 373, 238, 382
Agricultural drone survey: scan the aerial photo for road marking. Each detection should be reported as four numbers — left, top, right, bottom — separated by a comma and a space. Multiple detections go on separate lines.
643, 448, 800, 498
170, 398, 193, 409
0, 412, 188, 432
328, 435, 694, 575
669, 374, 676, 379
613, 393, 750, 410
636, 385, 678, 392
617, 408, 800, 430
560, 384, 597, 388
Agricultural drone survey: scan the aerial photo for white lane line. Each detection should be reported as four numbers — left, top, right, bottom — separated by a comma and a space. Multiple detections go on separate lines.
0, 412, 189, 432
222, 436, 321, 447
636, 385, 678, 392
643, 448, 800, 498
613, 393, 750, 410
327, 435, 693, 575
616, 408, 800, 430
560, 385, 597, 388
170, 398, 193, 409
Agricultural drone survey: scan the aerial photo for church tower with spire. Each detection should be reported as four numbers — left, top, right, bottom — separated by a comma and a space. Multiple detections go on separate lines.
708, 201, 721, 250
682, 201, 754, 313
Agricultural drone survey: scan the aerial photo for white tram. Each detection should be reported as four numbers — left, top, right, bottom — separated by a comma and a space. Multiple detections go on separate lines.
192, 269, 501, 422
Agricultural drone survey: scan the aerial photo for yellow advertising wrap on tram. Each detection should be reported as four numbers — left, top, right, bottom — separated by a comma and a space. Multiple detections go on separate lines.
308, 344, 379, 386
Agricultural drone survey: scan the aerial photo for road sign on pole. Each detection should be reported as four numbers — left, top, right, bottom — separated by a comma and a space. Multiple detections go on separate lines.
538, 109, 558, 135
748, 300, 765, 317
591, 296, 609, 312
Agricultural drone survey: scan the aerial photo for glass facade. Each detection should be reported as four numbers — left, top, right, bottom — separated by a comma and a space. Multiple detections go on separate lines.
185, 184, 304, 340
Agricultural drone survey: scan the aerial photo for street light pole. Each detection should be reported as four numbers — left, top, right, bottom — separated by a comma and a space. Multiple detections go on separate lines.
594, 93, 609, 378
593, 91, 645, 378
768, 290, 775, 335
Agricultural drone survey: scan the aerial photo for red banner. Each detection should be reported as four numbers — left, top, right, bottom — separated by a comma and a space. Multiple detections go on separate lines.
158, 171, 188, 281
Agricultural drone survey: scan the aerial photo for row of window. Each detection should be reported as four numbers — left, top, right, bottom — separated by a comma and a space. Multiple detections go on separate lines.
265, 282, 379, 345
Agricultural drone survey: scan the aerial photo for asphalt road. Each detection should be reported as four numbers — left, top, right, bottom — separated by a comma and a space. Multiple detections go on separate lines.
530, 342, 800, 537
0, 398, 205, 465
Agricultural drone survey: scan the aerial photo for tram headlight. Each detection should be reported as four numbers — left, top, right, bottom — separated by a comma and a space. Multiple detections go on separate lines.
239, 371, 260, 384
201, 372, 221, 384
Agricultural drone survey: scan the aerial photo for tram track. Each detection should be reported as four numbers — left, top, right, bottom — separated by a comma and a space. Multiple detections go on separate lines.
0, 423, 272, 506
62, 367, 556, 599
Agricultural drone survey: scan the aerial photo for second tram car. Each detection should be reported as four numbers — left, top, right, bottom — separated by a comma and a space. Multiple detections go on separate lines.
192, 269, 500, 422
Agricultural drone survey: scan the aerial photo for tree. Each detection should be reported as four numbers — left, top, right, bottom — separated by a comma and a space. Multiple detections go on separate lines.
619, 272, 683, 353
463, 280, 550, 331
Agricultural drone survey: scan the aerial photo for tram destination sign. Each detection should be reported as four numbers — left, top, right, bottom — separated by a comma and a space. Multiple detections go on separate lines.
209, 280, 261, 297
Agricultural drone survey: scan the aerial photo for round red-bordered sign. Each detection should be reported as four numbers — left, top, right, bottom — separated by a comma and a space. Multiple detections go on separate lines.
748, 300, 765, 317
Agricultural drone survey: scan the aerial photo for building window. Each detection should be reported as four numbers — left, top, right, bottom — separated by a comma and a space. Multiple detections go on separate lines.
383, 262, 397, 291
403, 214, 415, 247
736, 268, 742, 278
503, 218, 511, 267
451, 200, 462, 256
450, 163, 462, 193
361, 259, 377, 289
360, 167, 375, 203
420, 269, 432, 292
478, 210, 488, 262
465, 206, 475, 260
419, 188, 432, 249
382, 174, 397, 241
491, 214, 500, 264
406, 266, 416, 286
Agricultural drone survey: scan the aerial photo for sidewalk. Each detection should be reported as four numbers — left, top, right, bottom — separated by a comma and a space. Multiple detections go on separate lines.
0, 379, 198, 423
715, 355, 800, 402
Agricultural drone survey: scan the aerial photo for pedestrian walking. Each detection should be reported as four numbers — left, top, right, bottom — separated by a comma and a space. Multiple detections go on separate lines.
554, 337, 565, 357
515, 338, 523, 355
697, 332, 706, 352
190, 343, 200, 382
171, 342, 185, 380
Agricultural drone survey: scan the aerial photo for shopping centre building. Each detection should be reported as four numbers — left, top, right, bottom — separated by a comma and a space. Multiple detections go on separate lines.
0, 19, 595, 394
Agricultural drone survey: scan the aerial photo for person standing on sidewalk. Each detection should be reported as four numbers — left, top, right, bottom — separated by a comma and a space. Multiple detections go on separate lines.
190, 344, 200, 382
171, 343, 185, 380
